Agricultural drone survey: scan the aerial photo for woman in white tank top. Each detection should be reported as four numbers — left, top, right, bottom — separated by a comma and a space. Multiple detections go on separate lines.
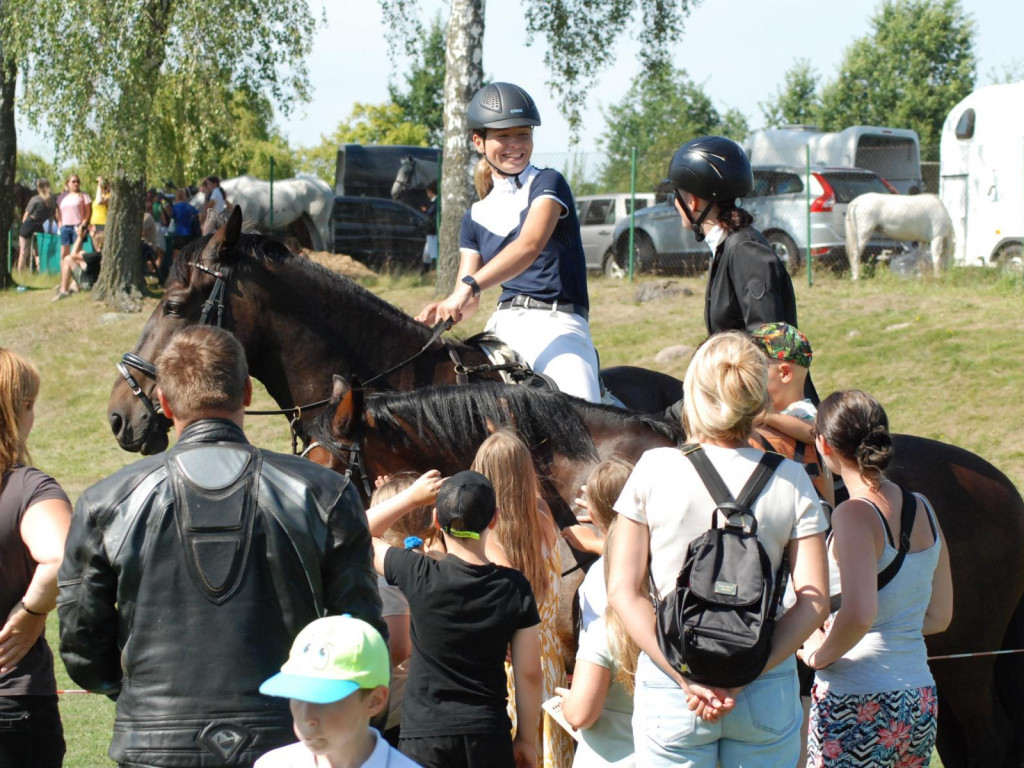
798, 390, 953, 767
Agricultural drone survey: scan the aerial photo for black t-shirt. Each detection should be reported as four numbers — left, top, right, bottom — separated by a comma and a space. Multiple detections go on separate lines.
384, 548, 540, 738
0, 465, 69, 695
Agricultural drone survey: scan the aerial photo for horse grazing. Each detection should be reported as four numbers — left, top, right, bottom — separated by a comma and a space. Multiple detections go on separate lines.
312, 377, 1024, 768
391, 155, 438, 209
107, 208, 683, 457
846, 193, 954, 279
192, 175, 335, 251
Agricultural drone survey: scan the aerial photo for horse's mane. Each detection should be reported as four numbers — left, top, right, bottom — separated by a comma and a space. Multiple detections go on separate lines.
316, 382, 603, 465
570, 398, 685, 444
172, 233, 432, 345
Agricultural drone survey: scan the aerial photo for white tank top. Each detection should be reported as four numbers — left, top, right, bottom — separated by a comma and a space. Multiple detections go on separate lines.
818, 492, 941, 695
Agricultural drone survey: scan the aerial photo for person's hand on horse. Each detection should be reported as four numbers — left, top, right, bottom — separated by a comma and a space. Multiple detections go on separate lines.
561, 524, 604, 555
414, 301, 441, 326
433, 283, 474, 325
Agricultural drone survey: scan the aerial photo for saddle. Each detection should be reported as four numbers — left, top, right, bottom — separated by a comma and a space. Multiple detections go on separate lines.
465, 332, 625, 407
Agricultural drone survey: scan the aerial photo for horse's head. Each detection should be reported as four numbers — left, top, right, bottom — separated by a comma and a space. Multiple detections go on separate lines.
391, 156, 416, 200
107, 208, 247, 454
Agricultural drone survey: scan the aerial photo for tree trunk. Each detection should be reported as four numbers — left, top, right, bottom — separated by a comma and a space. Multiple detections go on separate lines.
437, 0, 484, 296
93, 0, 172, 310
0, 47, 16, 290
93, 174, 147, 311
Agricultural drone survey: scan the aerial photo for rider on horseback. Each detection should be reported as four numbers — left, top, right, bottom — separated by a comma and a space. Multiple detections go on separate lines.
415, 82, 601, 403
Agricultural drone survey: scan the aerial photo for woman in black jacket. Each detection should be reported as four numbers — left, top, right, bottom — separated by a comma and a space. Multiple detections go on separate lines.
669, 135, 799, 336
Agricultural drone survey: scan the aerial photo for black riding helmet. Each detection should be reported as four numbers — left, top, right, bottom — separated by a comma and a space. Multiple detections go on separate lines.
467, 82, 542, 130
668, 135, 753, 241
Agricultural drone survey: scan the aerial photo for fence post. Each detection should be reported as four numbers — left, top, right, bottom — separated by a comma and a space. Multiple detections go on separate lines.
269, 156, 275, 231
628, 146, 637, 281
805, 145, 813, 286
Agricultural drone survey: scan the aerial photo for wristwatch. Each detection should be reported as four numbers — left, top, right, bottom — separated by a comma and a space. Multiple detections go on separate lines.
461, 275, 481, 297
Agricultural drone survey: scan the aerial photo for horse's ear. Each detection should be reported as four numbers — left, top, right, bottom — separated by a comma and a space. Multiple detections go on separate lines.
331, 374, 350, 402
329, 374, 364, 439
218, 206, 243, 257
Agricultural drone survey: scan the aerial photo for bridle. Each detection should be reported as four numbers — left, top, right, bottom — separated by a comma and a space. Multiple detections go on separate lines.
117, 262, 234, 423
117, 260, 465, 456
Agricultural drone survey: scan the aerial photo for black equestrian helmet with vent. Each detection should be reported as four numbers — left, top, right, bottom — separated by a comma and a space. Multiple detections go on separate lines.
467, 82, 542, 130
668, 136, 754, 203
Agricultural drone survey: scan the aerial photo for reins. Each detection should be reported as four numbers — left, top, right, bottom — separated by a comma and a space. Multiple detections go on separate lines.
117, 257, 463, 455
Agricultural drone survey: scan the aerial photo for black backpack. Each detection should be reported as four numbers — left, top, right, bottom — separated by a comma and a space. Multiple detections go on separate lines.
654, 445, 787, 688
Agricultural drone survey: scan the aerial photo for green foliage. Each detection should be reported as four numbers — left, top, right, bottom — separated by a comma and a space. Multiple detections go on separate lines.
597, 67, 750, 193
14, 150, 57, 188
13, 0, 316, 177
818, 0, 975, 162
388, 13, 446, 146
524, 0, 696, 139
760, 59, 823, 129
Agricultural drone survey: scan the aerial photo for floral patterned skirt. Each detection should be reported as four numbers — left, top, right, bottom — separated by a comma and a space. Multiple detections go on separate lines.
807, 683, 937, 768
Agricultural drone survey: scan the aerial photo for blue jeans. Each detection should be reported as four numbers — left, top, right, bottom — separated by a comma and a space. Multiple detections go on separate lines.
60, 225, 78, 246
632, 653, 801, 768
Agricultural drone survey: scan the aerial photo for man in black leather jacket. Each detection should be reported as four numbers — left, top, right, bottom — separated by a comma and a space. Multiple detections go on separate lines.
58, 326, 384, 768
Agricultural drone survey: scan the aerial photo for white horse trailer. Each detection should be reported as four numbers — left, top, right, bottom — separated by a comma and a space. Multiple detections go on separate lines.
745, 126, 925, 195
939, 81, 1024, 269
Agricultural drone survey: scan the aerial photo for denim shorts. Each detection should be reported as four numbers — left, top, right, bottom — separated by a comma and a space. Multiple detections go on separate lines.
60, 225, 78, 246
632, 653, 801, 768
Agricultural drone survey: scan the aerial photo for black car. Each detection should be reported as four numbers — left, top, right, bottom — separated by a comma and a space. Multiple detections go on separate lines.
332, 196, 428, 270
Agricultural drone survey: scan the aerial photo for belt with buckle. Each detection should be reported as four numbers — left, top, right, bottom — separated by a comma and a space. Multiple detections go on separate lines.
495, 295, 589, 321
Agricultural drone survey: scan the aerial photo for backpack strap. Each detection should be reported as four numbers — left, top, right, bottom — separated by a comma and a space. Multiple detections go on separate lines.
875, 485, 917, 592
683, 444, 784, 531
828, 484, 917, 612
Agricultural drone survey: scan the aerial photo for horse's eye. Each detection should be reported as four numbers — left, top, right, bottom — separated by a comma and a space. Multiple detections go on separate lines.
163, 301, 182, 316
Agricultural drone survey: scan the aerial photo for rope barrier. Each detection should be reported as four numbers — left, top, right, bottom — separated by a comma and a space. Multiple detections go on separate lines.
927, 648, 1024, 661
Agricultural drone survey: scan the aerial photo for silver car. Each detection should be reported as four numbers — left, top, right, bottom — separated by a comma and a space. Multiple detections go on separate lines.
576, 193, 655, 276
609, 195, 709, 276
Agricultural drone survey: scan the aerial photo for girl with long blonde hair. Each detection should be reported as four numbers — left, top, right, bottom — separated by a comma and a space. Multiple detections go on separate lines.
471, 429, 572, 768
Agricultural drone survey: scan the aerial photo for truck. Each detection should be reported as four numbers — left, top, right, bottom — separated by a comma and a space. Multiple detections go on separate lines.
939, 81, 1024, 269
744, 125, 925, 195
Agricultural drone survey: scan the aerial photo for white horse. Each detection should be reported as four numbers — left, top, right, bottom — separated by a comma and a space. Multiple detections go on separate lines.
192, 175, 335, 251
845, 193, 954, 280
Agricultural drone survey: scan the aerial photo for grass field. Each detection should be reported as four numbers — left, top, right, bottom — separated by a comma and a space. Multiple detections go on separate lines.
7, 261, 1020, 766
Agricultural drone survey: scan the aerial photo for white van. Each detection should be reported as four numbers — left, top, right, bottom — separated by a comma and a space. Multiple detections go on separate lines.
939, 81, 1024, 269
576, 193, 656, 274
745, 126, 925, 195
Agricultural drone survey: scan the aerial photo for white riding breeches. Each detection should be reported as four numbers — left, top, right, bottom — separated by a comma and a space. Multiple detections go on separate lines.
485, 305, 601, 403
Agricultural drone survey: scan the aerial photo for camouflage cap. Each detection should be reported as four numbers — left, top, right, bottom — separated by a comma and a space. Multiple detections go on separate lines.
751, 322, 812, 368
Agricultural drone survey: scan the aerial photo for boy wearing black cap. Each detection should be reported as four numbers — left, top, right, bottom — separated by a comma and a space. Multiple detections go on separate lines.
371, 470, 542, 768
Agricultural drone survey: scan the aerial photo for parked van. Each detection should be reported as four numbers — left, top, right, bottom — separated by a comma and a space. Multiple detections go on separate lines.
745, 126, 925, 195
939, 81, 1024, 269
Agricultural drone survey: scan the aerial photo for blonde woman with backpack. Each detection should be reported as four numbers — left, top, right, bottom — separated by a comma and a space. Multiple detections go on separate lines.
607, 331, 829, 768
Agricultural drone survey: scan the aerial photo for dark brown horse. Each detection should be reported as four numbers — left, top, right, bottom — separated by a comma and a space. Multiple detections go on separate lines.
106, 207, 683, 456
311, 377, 1024, 768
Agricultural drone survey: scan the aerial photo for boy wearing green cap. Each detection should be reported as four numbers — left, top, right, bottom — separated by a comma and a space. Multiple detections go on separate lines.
258, 615, 421, 768
751, 322, 817, 440
371, 470, 542, 768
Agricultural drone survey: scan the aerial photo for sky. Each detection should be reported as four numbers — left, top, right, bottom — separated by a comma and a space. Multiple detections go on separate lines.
15, 0, 1024, 160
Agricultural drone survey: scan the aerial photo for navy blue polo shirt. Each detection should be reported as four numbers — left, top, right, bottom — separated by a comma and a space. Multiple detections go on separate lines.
460, 164, 590, 310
